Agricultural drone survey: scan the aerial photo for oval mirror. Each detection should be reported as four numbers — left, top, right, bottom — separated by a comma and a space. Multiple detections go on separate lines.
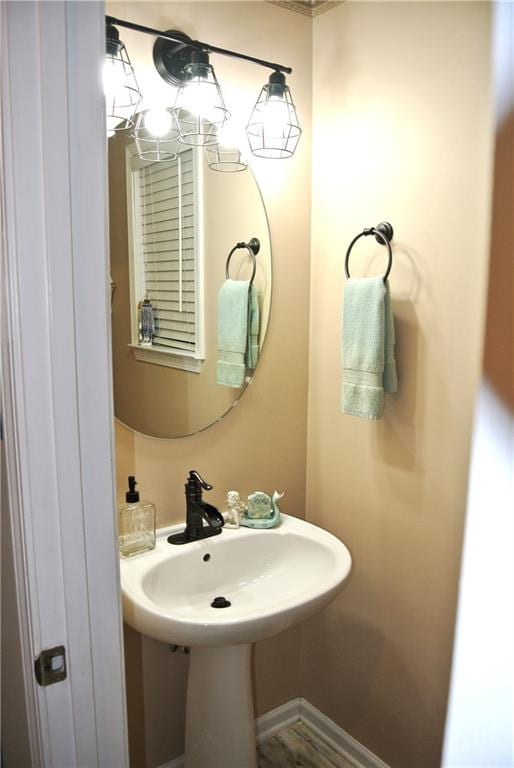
108, 129, 271, 439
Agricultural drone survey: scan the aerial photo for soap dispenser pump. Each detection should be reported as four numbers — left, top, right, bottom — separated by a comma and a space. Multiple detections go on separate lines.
118, 475, 156, 558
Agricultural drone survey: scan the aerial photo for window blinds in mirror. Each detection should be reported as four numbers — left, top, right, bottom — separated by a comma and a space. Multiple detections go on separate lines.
127, 144, 204, 372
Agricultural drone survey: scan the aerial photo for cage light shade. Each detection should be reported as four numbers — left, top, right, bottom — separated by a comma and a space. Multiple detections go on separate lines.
132, 108, 181, 163
205, 144, 248, 173
246, 72, 301, 159
104, 25, 141, 134
173, 52, 229, 147
205, 122, 248, 173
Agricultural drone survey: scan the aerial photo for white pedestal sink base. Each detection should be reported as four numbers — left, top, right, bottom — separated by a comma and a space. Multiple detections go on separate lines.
185, 644, 257, 768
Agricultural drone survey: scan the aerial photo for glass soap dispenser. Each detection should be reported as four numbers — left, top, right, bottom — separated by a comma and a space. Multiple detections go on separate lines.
118, 475, 156, 558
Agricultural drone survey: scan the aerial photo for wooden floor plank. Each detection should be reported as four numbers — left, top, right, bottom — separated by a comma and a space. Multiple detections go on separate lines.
257, 721, 357, 768
290, 722, 355, 768
273, 730, 315, 765
275, 729, 340, 768
258, 735, 297, 767
257, 744, 279, 768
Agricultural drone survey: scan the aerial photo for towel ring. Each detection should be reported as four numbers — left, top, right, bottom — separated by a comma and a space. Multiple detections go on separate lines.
345, 222, 394, 283
225, 237, 260, 287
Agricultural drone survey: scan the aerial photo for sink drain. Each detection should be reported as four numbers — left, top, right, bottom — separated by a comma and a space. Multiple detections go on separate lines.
211, 596, 231, 609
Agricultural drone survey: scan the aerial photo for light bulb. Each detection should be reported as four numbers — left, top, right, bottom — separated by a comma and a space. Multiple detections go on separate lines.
260, 96, 288, 139
144, 108, 174, 138
173, 53, 228, 146
217, 121, 246, 150
103, 59, 126, 102
180, 80, 220, 122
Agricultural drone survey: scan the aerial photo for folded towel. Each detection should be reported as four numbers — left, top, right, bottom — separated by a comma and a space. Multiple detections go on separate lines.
383, 283, 398, 394
245, 285, 259, 371
216, 280, 260, 388
342, 276, 398, 419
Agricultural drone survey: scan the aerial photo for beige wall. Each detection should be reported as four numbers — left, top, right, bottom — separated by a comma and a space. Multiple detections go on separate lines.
303, 4, 493, 768
110, 1, 312, 765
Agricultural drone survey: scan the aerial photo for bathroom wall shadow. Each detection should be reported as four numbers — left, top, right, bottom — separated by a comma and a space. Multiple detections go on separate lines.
374, 299, 421, 472
366, 245, 427, 473
335, 613, 442, 768
251, 626, 302, 718
303, 603, 444, 768
123, 624, 146, 768
364, 242, 423, 304
141, 635, 189, 768
483, 109, 514, 411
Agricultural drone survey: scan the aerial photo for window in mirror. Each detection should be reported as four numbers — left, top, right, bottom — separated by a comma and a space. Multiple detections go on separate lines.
126, 143, 204, 373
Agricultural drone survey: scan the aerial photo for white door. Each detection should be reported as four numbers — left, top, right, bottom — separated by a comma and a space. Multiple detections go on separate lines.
1, 1, 128, 765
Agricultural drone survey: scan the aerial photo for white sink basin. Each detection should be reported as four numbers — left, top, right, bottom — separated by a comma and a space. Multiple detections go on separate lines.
120, 513, 351, 768
120, 513, 352, 647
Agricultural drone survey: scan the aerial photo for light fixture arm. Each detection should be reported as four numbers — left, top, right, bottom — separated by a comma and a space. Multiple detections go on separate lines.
105, 15, 293, 75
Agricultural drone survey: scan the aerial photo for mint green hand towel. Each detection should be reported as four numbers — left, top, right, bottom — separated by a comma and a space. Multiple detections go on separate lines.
245, 285, 259, 371
342, 276, 398, 419
216, 280, 260, 388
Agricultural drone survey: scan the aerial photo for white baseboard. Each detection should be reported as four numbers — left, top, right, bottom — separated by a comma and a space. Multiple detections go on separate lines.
255, 697, 302, 744
158, 697, 389, 768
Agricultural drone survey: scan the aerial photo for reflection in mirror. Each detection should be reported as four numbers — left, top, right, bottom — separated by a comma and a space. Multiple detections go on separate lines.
109, 129, 271, 439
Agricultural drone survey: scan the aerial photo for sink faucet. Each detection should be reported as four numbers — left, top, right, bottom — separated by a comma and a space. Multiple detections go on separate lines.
168, 470, 225, 545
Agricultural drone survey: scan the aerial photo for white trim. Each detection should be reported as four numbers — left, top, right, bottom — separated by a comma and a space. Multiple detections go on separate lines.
125, 143, 142, 347
157, 698, 389, 768
195, 146, 205, 361
129, 344, 203, 372
1, 1, 128, 765
1, 4, 43, 761
65, 4, 129, 764
300, 698, 390, 768
178, 148, 183, 311
255, 697, 302, 743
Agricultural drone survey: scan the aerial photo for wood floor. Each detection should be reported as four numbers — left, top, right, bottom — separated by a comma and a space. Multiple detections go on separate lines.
257, 721, 355, 768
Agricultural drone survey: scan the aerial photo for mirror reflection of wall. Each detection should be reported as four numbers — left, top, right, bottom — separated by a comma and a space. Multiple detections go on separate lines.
109, 129, 272, 439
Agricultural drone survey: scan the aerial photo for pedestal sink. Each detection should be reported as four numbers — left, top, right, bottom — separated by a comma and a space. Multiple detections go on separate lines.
120, 513, 352, 768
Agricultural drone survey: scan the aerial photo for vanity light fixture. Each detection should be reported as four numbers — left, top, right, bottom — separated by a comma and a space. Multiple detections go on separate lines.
246, 71, 301, 159
104, 21, 141, 136
105, 16, 301, 158
132, 107, 180, 162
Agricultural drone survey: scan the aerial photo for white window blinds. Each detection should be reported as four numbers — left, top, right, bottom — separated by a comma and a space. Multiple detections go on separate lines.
127, 144, 204, 370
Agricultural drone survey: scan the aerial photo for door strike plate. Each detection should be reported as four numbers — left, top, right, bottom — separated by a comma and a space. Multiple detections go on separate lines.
34, 645, 67, 686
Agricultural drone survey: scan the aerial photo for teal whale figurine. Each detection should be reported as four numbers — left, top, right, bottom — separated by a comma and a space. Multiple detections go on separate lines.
240, 491, 284, 529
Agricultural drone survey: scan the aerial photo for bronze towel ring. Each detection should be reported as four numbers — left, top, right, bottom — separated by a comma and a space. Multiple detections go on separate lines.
225, 237, 260, 287
344, 222, 393, 283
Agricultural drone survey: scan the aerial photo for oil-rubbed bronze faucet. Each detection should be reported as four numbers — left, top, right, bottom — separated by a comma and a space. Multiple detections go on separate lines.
168, 470, 225, 545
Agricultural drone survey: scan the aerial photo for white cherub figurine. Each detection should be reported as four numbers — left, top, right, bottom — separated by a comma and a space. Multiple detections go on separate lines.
223, 490, 246, 529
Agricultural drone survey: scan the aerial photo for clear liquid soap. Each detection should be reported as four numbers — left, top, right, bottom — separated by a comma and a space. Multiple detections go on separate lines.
119, 475, 156, 557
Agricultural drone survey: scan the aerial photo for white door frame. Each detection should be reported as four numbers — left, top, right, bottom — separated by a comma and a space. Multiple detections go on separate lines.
1, 1, 128, 765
